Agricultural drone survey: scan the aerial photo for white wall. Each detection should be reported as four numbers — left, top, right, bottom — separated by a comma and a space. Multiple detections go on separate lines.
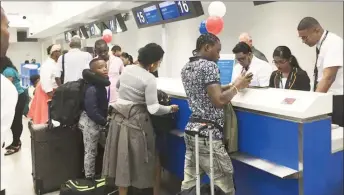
47, 2, 343, 80
7, 42, 42, 73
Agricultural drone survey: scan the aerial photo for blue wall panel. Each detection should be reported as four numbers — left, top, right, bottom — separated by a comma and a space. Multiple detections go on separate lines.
303, 119, 344, 195
170, 98, 191, 132
236, 110, 299, 170
232, 160, 299, 195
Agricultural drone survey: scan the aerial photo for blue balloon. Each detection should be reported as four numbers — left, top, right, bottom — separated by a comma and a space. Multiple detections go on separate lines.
199, 20, 208, 34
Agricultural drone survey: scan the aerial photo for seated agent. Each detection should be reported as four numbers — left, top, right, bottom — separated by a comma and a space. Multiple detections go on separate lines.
269, 46, 310, 91
231, 42, 272, 87
78, 58, 110, 179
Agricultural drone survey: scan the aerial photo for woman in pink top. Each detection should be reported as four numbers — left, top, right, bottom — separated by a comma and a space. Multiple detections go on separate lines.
94, 40, 124, 104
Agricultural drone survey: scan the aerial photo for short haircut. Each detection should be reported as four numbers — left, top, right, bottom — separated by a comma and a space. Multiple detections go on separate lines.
30, 74, 40, 85
111, 45, 121, 52
297, 17, 320, 31
138, 43, 164, 68
47, 44, 53, 55
89, 57, 104, 68
95, 39, 107, 49
193, 33, 220, 56
232, 42, 252, 54
69, 36, 81, 48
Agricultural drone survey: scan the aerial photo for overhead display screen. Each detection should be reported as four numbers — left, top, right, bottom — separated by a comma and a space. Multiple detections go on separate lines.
159, 1, 191, 20
143, 5, 161, 24
132, 1, 204, 29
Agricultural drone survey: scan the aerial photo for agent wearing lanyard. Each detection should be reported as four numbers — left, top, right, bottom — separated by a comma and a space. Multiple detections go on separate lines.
269, 46, 310, 91
298, 17, 343, 127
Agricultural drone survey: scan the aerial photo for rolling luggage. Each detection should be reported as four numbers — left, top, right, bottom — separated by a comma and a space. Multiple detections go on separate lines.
178, 124, 226, 195
29, 101, 84, 195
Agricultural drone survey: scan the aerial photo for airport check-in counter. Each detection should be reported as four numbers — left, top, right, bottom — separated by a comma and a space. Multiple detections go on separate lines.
156, 77, 343, 195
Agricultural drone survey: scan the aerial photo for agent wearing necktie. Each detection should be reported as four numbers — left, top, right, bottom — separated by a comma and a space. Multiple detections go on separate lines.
231, 42, 272, 87
298, 17, 343, 127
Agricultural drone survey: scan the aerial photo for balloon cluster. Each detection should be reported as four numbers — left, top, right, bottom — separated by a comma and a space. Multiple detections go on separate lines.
199, 1, 226, 35
102, 29, 112, 43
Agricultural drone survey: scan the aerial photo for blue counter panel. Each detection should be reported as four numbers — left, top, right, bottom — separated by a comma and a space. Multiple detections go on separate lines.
235, 110, 299, 170
170, 98, 191, 131
232, 160, 299, 195
303, 119, 343, 195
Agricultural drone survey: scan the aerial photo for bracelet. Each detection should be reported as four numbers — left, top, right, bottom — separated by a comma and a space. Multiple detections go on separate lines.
232, 85, 239, 94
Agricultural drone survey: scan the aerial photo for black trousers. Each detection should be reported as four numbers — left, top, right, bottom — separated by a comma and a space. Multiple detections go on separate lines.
10, 92, 28, 145
332, 95, 343, 127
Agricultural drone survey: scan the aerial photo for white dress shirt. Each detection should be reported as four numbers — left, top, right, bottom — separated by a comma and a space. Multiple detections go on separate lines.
231, 56, 272, 87
316, 31, 343, 95
1, 74, 18, 191
40, 57, 61, 93
57, 48, 93, 83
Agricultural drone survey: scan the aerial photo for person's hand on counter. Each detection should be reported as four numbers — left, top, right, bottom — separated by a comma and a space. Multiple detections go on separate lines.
170, 104, 179, 113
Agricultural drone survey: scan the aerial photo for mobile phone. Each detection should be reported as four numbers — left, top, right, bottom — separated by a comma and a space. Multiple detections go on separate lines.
245, 72, 253, 78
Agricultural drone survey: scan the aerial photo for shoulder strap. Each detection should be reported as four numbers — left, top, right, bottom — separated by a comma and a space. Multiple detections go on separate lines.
62, 54, 65, 72
61, 54, 65, 84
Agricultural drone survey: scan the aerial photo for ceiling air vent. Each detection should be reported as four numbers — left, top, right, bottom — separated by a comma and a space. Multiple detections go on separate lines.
17, 31, 38, 42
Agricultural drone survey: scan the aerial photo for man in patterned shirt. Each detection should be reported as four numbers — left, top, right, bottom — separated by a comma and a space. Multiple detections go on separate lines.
180, 33, 252, 194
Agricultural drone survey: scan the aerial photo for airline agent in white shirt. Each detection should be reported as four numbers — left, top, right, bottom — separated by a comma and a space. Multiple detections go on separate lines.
231, 42, 272, 87
57, 36, 93, 83
298, 17, 343, 127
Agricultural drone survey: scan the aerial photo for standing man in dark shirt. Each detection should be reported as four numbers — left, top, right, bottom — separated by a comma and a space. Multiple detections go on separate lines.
239, 32, 268, 62
180, 33, 251, 194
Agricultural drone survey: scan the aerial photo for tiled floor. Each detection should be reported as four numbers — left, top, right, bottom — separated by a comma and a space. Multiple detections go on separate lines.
2, 118, 180, 195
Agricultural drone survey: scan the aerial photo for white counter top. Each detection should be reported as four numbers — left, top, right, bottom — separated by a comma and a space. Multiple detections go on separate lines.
156, 77, 332, 119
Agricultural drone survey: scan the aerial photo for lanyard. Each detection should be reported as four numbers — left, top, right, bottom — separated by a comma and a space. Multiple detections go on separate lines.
313, 30, 329, 91
279, 76, 285, 89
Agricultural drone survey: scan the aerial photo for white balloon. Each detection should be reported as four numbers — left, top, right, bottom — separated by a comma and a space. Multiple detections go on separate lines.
208, 1, 227, 18
102, 29, 112, 36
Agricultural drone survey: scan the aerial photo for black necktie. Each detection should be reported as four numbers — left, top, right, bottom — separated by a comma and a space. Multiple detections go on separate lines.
313, 47, 320, 91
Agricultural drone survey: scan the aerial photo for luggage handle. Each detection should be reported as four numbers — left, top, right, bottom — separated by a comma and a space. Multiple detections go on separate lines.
47, 100, 53, 129
193, 123, 215, 195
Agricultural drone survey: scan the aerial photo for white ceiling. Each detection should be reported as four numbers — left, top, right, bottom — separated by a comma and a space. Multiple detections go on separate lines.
3, 1, 147, 39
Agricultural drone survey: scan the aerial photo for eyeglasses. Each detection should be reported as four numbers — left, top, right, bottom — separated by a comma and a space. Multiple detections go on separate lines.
272, 59, 287, 65
235, 54, 249, 62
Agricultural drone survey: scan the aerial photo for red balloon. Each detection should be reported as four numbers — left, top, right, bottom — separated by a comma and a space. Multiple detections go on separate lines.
102, 34, 112, 43
205, 16, 224, 35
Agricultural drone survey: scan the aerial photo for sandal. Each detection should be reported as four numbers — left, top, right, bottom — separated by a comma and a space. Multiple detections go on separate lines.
5, 144, 21, 156
5, 141, 21, 150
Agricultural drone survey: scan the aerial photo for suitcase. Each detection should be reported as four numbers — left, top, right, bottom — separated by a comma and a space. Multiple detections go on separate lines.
29, 101, 84, 195
178, 124, 226, 195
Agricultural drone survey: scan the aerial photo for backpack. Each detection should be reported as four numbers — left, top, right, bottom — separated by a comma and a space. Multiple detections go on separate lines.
59, 178, 117, 195
50, 79, 86, 126
150, 90, 176, 135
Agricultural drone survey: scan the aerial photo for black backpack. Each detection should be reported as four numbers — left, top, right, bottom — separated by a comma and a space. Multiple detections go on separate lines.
50, 79, 86, 126
150, 90, 176, 135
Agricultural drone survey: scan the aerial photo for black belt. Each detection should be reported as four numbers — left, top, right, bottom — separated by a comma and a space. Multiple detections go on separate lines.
189, 117, 223, 132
